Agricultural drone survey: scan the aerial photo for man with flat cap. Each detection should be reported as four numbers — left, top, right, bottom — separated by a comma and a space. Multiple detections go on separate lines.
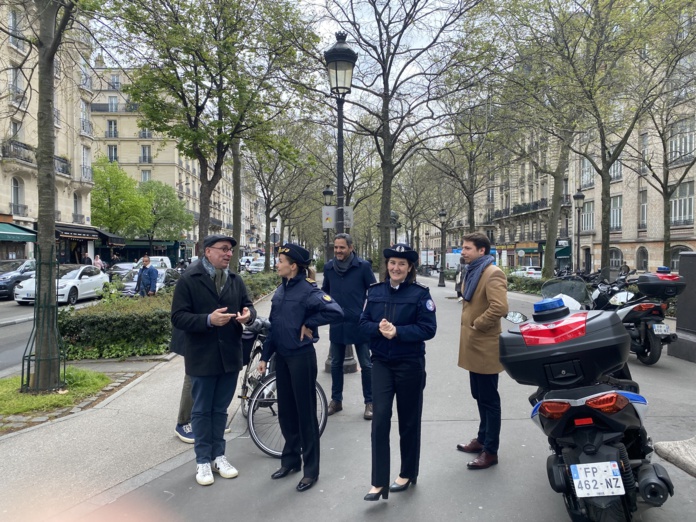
172, 234, 257, 486
258, 243, 343, 492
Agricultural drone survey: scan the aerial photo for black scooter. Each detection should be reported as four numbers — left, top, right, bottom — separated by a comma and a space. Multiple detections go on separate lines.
501, 300, 674, 521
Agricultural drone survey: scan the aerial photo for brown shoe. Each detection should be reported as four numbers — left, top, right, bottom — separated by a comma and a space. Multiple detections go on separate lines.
467, 450, 498, 470
457, 438, 484, 453
327, 400, 343, 416
363, 403, 373, 420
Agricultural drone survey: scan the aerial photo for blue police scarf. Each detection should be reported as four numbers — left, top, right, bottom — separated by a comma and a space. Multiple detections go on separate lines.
463, 255, 494, 302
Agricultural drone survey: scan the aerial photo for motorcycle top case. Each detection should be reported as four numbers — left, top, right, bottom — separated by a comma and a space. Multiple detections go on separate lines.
499, 310, 630, 389
637, 273, 686, 300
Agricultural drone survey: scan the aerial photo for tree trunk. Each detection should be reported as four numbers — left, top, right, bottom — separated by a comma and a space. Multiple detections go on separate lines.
599, 173, 611, 270
542, 141, 572, 279
196, 156, 211, 254
231, 138, 242, 271
663, 192, 672, 268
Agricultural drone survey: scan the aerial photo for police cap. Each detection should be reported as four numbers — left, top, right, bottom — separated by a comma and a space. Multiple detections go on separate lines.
383, 243, 418, 264
278, 243, 311, 266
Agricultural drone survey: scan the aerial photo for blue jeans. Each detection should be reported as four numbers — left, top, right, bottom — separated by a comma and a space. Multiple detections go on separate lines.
190, 372, 238, 464
330, 342, 372, 403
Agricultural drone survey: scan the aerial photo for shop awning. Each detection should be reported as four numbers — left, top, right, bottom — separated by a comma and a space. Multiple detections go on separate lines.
517, 247, 539, 254
555, 246, 571, 258
55, 224, 100, 240
0, 223, 36, 242
98, 230, 126, 247
125, 240, 176, 247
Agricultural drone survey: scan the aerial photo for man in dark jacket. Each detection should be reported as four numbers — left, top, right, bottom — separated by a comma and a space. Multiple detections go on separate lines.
322, 233, 377, 420
137, 255, 159, 296
171, 235, 256, 486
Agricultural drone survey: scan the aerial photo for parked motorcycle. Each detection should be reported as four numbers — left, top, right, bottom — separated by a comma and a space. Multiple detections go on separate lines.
541, 270, 685, 366
501, 301, 674, 521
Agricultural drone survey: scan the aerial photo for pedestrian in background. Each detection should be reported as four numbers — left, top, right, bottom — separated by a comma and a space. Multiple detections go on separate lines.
93, 254, 104, 271
258, 243, 343, 493
457, 232, 508, 470
82, 252, 92, 265
137, 254, 159, 297
171, 234, 256, 486
360, 243, 437, 501
322, 233, 376, 420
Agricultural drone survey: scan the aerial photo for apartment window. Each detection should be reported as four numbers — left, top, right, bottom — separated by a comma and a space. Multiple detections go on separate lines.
11, 177, 24, 206
637, 247, 649, 271
110, 74, 120, 90
80, 100, 92, 135
487, 188, 494, 203
609, 248, 623, 269
610, 195, 623, 231
108, 96, 118, 112
10, 120, 22, 140
609, 155, 623, 181
140, 145, 152, 163
670, 181, 694, 225
139, 128, 152, 138
640, 133, 649, 175
107, 145, 118, 162
10, 67, 25, 107
141, 170, 151, 182
9, 9, 24, 50
580, 157, 594, 188
668, 118, 695, 164
638, 190, 647, 229
82, 146, 92, 181
581, 201, 594, 232
106, 120, 118, 138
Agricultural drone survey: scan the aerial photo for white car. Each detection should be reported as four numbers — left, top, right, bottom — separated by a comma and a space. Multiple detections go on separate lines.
509, 266, 543, 279
14, 264, 110, 306
247, 259, 266, 274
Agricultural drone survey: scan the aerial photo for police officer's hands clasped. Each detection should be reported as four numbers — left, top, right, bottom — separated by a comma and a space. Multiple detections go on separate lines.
379, 318, 397, 339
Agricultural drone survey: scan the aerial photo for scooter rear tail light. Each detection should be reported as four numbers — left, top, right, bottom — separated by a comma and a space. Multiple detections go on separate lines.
519, 313, 587, 345
585, 393, 629, 414
539, 401, 571, 420
660, 303, 668, 310
574, 417, 594, 426
634, 303, 657, 312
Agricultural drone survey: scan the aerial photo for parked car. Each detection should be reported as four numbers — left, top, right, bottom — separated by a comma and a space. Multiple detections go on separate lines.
106, 262, 135, 281
120, 268, 181, 297
0, 259, 36, 299
509, 266, 543, 279
247, 259, 265, 274
239, 256, 254, 271
134, 256, 172, 269
14, 264, 109, 306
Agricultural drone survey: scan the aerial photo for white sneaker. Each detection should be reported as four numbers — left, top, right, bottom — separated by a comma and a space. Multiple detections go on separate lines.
196, 463, 214, 486
213, 455, 239, 479
458, 297, 463, 303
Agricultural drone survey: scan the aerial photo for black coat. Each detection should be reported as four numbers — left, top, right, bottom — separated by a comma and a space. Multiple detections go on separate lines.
171, 261, 256, 376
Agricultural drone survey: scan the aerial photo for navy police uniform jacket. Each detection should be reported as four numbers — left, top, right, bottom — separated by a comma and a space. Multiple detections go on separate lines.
262, 273, 344, 361
171, 261, 256, 377
359, 279, 437, 361
321, 255, 376, 345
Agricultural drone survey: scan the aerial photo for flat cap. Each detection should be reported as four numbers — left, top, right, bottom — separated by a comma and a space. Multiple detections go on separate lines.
203, 234, 237, 249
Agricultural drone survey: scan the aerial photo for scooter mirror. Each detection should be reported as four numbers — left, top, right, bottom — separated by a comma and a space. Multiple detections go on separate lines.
505, 311, 528, 324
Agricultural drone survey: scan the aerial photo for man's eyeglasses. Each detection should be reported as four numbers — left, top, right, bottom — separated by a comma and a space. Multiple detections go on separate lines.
209, 246, 233, 253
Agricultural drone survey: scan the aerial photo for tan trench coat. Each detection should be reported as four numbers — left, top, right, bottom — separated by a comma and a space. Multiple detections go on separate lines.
458, 264, 509, 374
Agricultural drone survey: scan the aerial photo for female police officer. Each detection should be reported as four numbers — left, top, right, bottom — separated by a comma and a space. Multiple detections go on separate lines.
360, 243, 437, 501
258, 243, 343, 492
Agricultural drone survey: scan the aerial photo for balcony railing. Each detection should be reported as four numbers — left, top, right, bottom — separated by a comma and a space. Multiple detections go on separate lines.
638, 222, 647, 230
55, 210, 62, 221
211, 217, 223, 228
80, 118, 93, 136
670, 218, 694, 226
105, 130, 118, 138
81, 166, 93, 182
139, 130, 153, 138
139, 156, 153, 163
108, 155, 119, 163
609, 225, 622, 232
73, 213, 85, 224
2, 140, 36, 164
10, 203, 28, 217
107, 82, 121, 90
90, 102, 139, 112
561, 194, 571, 206
54, 156, 70, 176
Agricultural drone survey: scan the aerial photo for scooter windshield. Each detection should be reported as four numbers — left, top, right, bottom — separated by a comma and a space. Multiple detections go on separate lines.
541, 277, 592, 308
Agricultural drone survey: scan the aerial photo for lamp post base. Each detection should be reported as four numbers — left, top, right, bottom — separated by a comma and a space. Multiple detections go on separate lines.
438, 272, 446, 287
324, 344, 358, 374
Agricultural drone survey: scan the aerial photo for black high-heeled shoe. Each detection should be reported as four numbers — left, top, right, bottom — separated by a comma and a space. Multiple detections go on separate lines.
364, 487, 389, 501
389, 477, 417, 492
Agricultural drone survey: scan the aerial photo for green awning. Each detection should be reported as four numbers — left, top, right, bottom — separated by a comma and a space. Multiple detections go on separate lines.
555, 246, 571, 258
517, 247, 539, 254
98, 230, 126, 247
0, 223, 36, 242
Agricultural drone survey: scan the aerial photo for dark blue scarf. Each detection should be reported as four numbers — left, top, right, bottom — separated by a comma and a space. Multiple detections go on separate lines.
463, 255, 494, 302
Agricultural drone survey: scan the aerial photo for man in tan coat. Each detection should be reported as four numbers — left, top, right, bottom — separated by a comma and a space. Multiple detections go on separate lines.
456, 233, 508, 470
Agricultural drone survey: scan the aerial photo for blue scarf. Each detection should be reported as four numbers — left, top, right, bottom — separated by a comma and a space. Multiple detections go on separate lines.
463, 255, 494, 302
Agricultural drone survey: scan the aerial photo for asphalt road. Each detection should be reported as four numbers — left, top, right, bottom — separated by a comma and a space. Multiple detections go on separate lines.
73, 277, 696, 522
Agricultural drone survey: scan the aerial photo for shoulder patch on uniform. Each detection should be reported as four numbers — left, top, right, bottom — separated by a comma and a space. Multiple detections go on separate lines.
414, 281, 428, 289
425, 299, 436, 312
306, 277, 316, 283
323, 294, 332, 302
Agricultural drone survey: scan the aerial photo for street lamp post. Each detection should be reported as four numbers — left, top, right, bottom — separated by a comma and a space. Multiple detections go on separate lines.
438, 209, 447, 287
324, 32, 358, 235
425, 230, 430, 268
322, 185, 334, 262
573, 188, 585, 273
270, 217, 278, 271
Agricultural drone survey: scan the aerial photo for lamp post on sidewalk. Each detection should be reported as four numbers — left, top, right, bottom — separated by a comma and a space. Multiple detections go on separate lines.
438, 209, 447, 287
270, 217, 278, 271
322, 185, 334, 262
573, 188, 585, 273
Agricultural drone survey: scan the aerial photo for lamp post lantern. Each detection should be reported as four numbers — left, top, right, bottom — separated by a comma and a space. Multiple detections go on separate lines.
324, 32, 357, 234
573, 188, 585, 273
438, 209, 447, 287
322, 185, 334, 262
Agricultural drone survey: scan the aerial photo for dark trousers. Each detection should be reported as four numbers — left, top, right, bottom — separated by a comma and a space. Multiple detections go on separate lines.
371, 357, 426, 488
190, 371, 238, 464
276, 350, 320, 479
469, 372, 501, 455
330, 342, 372, 403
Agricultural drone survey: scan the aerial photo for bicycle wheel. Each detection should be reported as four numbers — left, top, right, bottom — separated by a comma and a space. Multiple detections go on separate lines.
241, 344, 264, 418
248, 374, 330, 458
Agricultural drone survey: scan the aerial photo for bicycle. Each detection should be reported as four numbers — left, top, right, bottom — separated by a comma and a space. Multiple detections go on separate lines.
239, 317, 329, 458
